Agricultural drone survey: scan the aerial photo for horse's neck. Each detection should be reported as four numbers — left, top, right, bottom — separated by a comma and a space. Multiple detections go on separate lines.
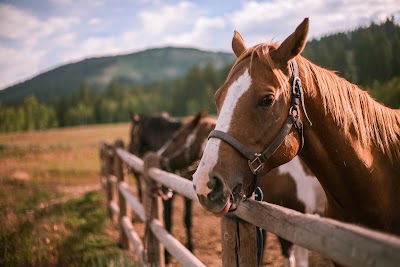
299, 80, 400, 233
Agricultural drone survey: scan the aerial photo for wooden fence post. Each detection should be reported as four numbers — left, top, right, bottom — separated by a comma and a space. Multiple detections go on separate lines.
103, 143, 117, 222
221, 214, 258, 266
99, 142, 107, 189
221, 215, 238, 267
238, 220, 258, 266
142, 152, 165, 267
113, 139, 132, 250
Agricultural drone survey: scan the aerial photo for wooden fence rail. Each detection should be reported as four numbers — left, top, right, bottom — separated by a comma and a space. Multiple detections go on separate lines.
100, 140, 400, 267
101, 141, 206, 267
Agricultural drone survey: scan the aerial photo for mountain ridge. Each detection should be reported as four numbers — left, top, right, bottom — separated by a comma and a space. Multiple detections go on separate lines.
0, 46, 234, 105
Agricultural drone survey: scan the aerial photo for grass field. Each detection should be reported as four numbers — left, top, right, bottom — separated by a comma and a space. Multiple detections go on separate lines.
0, 123, 138, 266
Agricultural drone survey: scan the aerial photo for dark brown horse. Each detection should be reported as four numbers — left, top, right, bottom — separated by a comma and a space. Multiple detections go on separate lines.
128, 111, 182, 200
159, 111, 326, 267
128, 112, 195, 262
192, 18, 400, 265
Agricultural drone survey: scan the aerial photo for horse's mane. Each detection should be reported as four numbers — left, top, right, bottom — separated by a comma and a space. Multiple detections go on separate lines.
300, 56, 400, 161
233, 43, 400, 161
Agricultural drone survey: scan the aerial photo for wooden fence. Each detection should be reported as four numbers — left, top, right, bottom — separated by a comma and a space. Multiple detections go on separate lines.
100, 140, 400, 267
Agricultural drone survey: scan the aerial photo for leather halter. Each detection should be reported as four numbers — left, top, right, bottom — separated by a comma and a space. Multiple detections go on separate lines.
208, 59, 310, 175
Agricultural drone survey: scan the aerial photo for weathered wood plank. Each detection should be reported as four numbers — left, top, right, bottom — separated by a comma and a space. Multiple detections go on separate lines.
114, 140, 131, 249
112, 146, 400, 267
235, 199, 400, 267
116, 148, 144, 173
119, 182, 145, 221
117, 148, 198, 201
148, 168, 198, 201
221, 216, 238, 267
121, 216, 146, 267
150, 219, 206, 267
221, 214, 258, 266
104, 147, 115, 221
109, 201, 120, 217
143, 152, 164, 267
119, 183, 205, 266
100, 176, 107, 188
238, 220, 258, 266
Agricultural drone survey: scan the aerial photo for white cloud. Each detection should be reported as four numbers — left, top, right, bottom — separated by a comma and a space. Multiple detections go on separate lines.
0, 3, 81, 88
54, 32, 77, 47
0, 0, 399, 90
89, 18, 102, 26
0, 4, 79, 43
0, 4, 41, 40
138, 1, 197, 35
50, 0, 105, 8
165, 16, 228, 49
0, 44, 45, 88
229, 0, 400, 46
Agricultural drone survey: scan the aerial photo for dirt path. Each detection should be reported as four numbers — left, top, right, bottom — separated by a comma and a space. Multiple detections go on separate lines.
164, 195, 286, 267
129, 191, 285, 267
54, 182, 286, 266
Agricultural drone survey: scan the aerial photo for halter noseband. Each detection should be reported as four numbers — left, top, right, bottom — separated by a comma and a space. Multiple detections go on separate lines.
208, 59, 310, 175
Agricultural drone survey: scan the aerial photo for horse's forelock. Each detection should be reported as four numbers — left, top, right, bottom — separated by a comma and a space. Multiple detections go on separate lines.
227, 42, 291, 101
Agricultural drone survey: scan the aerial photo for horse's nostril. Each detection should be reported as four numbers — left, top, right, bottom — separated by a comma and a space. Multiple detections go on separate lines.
208, 174, 224, 201
207, 176, 216, 190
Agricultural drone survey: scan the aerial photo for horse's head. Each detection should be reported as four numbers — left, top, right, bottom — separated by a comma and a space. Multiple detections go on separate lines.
129, 111, 184, 157
192, 18, 310, 216
128, 112, 142, 156
158, 110, 212, 171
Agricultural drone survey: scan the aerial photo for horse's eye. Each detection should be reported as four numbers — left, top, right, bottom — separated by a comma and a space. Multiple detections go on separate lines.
259, 95, 275, 107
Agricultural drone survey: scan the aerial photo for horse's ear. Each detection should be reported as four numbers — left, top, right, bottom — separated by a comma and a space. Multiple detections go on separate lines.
161, 112, 169, 118
199, 110, 208, 118
232, 31, 247, 58
271, 18, 309, 64
130, 111, 140, 123
192, 110, 207, 125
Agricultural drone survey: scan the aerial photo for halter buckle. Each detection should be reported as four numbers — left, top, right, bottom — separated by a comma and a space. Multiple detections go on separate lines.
248, 153, 263, 174
289, 106, 298, 117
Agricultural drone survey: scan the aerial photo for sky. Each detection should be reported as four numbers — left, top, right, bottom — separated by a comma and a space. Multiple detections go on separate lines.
0, 0, 399, 90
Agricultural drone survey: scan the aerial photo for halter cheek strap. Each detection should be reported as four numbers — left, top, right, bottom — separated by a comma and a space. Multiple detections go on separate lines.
208, 59, 309, 175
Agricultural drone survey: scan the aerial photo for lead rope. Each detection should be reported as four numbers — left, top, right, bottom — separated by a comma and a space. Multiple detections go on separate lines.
254, 187, 264, 267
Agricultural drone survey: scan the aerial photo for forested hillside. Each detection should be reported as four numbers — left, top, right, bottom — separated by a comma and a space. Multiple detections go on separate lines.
0, 47, 234, 105
1, 18, 399, 132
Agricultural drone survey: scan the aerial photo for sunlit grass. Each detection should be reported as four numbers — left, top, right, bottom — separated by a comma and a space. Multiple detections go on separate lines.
0, 122, 137, 266
0, 122, 130, 184
0, 178, 137, 266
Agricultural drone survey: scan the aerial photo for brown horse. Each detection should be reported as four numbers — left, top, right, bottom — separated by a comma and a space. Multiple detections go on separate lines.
192, 17, 400, 251
128, 112, 194, 262
159, 111, 326, 267
128, 111, 182, 201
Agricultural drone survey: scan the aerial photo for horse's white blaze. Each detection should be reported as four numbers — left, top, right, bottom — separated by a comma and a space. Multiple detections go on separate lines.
193, 69, 252, 196
185, 126, 199, 149
278, 157, 319, 213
